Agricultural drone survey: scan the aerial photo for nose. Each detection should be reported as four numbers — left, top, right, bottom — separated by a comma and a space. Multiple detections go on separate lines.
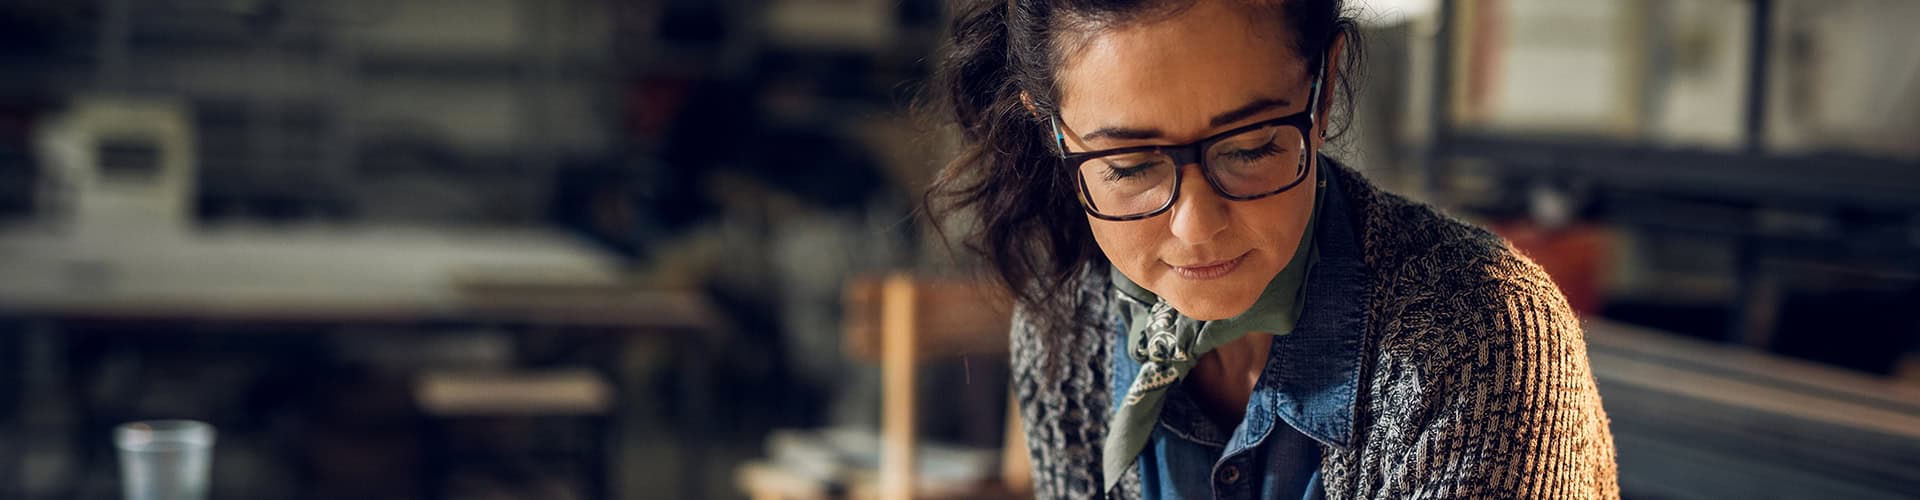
1167, 164, 1229, 245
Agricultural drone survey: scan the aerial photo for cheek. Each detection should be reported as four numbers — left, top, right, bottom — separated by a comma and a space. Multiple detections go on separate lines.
1236, 168, 1319, 254
1086, 216, 1165, 269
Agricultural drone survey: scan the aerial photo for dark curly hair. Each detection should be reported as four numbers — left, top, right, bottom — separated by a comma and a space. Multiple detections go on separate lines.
926, 0, 1364, 330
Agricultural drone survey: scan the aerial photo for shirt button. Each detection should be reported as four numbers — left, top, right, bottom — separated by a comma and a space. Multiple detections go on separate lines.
1218, 465, 1241, 484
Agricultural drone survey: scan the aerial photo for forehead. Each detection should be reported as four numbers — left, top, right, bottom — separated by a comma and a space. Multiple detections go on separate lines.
1055, 1, 1309, 142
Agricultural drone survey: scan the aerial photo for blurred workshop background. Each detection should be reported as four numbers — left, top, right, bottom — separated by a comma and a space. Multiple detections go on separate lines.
0, 0, 1915, 499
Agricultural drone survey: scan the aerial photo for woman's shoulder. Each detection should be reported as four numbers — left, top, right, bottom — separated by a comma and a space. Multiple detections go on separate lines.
1340, 179, 1617, 499
1325, 161, 1529, 286
1350, 175, 1583, 365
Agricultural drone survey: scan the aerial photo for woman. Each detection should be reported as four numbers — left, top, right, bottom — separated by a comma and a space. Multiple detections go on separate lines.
927, 0, 1620, 498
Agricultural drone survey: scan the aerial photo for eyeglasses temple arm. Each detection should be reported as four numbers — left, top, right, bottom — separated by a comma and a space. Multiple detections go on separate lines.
1048, 115, 1068, 158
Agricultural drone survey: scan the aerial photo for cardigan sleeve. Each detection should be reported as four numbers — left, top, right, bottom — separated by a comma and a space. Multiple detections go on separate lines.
1008, 269, 1145, 499
1388, 264, 1621, 499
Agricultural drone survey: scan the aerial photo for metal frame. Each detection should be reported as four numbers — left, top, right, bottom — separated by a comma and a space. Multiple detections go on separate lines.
1424, 0, 1920, 347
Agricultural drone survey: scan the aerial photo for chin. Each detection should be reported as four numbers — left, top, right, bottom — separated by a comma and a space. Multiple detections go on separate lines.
1158, 282, 1263, 320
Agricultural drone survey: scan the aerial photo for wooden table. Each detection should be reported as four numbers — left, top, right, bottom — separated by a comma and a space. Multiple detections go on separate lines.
1586, 319, 1920, 499
0, 222, 726, 499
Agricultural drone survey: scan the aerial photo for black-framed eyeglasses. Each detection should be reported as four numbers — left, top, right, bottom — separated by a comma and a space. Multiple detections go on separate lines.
1051, 59, 1327, 222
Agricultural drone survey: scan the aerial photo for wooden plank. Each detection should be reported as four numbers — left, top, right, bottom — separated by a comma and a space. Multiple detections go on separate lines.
736, 460, 1026, 500
1614, 429, 1912, 500
415, 369, 612, 417
1000, 390, 1030, 494
734, 461, 833, 500
844, 276, 1011, 361
1591, 349, 1920, 439
1588, 319, 1920, 411
1588, 319, 1920, 496
880, 274, 919, 500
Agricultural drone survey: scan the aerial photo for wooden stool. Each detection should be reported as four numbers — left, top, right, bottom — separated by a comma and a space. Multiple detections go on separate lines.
734, 274, 1029, 500
415, 369, 614, 500
844, 274, 1025, 500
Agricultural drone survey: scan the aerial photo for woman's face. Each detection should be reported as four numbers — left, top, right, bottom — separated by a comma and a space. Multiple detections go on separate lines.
1054, 1, 1332, 320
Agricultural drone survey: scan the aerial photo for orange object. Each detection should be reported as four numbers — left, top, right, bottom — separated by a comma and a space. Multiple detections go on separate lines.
1490, 222, 1612, 316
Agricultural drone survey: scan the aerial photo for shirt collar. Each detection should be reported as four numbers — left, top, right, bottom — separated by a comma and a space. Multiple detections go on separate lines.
1106, 157, 1368, 451
1258, 160, 1366, 449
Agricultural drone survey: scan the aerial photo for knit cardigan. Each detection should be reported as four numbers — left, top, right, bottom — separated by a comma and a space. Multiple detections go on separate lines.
1009, 162, 1621, 499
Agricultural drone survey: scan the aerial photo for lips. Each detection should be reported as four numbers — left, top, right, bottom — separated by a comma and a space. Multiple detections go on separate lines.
1168, 252, 1248, 280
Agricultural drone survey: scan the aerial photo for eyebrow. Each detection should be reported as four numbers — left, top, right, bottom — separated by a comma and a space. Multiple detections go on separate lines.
1078, 97, 1292, 142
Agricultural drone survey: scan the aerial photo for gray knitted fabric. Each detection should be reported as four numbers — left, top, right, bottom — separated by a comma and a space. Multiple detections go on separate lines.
1008, 160, 1620, 499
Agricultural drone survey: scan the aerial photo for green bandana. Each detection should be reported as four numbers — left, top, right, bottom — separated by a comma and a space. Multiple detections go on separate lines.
1102, 178, 1323, 492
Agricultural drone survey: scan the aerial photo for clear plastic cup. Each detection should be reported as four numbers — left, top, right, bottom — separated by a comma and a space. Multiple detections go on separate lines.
114, 420, 215, 500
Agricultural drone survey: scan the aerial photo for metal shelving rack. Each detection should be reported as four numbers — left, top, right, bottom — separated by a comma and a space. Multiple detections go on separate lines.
75, 0, 624, 223
1423, 5, 1920, 497
1423, 0, 1920, 347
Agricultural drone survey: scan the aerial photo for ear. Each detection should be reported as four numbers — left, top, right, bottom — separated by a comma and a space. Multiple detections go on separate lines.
1311, 32, 1347, 148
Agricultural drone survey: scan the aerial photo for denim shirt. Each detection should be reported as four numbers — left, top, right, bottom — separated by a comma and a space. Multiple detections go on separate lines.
1108, 164, 1369, 500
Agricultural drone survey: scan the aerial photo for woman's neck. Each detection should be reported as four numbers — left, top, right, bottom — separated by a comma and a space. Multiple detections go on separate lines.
1187, 332, 1273, 426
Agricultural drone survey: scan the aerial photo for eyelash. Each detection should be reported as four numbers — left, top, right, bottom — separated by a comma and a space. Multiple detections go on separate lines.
1097, 141, 1281, 181
1101, 163, 1153, 181
1220, 141, 1283, 162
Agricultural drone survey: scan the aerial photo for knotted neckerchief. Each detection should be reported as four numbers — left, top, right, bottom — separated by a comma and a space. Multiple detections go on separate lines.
1102, 178, 1324, 491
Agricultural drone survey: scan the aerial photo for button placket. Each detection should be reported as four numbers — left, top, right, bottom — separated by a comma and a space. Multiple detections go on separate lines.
1211, 452, 1251, 500
1218, 465, 1241, 484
